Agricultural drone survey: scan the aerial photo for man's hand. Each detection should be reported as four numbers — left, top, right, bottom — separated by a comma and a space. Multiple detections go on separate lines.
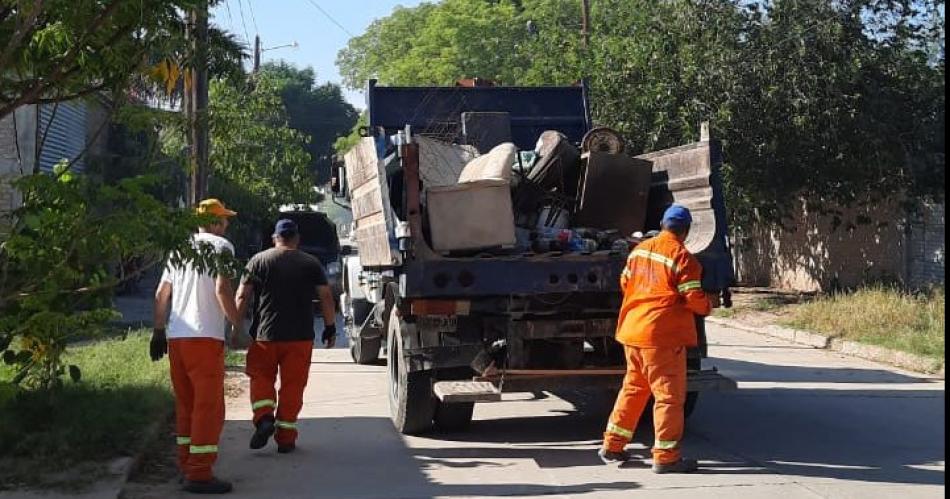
322, 324, 337, 349
150, 328, 168, 361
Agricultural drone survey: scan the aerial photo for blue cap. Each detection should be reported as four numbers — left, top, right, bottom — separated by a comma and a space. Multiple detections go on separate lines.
661, 204, 692, 229
273, 219, 298, 238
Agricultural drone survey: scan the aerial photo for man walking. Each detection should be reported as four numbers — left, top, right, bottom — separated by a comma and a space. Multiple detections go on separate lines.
236, 219, 337, 453
152, 198, 242, 494
599, 204, 711, 473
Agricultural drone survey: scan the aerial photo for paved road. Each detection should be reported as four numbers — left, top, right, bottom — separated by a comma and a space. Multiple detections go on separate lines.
128, 322, 945, 499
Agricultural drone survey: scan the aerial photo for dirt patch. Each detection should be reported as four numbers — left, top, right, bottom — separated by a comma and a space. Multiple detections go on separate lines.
225, 371, 247, 399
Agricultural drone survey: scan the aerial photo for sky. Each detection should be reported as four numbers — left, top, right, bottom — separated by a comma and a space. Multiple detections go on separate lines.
211, 0, 426, 110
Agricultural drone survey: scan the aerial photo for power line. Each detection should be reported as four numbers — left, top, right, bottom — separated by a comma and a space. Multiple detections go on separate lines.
245, 0, 259, 34
303, 0, 355, 37
235, 0, 252, 45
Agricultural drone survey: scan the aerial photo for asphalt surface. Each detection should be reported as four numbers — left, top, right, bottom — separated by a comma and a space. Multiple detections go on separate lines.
126, 321, 945, 499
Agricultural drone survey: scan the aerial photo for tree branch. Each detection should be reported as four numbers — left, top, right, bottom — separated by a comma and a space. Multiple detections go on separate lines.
0, 0, 45, 74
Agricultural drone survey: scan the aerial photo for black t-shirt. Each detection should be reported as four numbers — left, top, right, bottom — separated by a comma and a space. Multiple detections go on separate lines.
244, 248, 328, 342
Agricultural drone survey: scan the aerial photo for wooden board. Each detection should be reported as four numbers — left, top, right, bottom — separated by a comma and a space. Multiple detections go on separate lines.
344, 138, 401, 267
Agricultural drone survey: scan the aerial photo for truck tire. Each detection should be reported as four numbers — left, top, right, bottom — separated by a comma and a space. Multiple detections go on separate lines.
434, 401, 475, 432
387, 308, 435, 434
347, 299, 379, 365
684, 392, 699, 419
350, 336, 381, 365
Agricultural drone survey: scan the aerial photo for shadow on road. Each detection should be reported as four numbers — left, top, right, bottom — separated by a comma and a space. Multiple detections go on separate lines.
215, 416, 640, 498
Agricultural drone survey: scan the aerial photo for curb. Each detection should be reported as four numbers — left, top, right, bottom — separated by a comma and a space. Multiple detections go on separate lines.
707, 316, 945, 378
115, 408, 172, 499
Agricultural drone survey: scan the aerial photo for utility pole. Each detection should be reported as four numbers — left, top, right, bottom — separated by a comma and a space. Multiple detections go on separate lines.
187, 0, 210, 205
254, 35, 261, 73
580, 0, 591, 49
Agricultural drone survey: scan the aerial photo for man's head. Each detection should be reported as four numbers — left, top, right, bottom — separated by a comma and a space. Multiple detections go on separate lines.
196, 198, 237, 236
272, 219, 300, 248
661, 203, 692, 240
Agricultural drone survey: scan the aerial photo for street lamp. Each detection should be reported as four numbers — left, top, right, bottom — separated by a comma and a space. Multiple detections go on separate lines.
253, 36, 300, 72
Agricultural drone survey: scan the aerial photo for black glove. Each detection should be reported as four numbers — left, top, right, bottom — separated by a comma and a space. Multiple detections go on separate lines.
150, 328, 168, 361
322, 324, 336, 348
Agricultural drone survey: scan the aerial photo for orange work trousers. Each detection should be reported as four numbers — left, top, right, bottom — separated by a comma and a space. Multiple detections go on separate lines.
603, 346, 687, 464
168, 338, 225, 482
245, 340, 313, 446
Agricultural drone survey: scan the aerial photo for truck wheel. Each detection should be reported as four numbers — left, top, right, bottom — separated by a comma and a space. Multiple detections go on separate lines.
346, 299, 378, 364
350, 336, 381, 365
387, 308, 435, 434
434, 401, 474, 432
684, 392, 699, 419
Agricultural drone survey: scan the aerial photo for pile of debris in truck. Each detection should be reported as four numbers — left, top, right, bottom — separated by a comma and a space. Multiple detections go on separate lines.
375, 125, 655, 258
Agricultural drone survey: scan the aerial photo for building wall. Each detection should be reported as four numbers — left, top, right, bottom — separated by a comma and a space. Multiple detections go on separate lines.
0, 107, 37, 231
907, 202, 945, 289
733, 199, 907, 292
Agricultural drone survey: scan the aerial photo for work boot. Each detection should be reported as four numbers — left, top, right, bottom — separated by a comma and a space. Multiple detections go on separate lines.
598, 448, 634, 464
250, 415, 275, 450
277, 442, 296, 454
652, 458, 699, 474
182, 477, 233, 494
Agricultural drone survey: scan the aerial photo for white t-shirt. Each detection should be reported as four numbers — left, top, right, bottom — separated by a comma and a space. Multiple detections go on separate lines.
161, 232, 235, 340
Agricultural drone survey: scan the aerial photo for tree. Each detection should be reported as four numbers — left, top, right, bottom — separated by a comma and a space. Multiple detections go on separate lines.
0, 0, 203, 120
335, 0, 945, 225
162, 73, 317, 253
260, 61, 359, 184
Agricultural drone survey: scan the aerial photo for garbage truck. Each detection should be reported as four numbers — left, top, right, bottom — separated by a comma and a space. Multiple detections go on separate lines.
333, 80, 736, 434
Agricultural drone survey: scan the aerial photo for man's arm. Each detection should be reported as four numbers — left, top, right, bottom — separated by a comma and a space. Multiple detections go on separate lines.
676, 252, 711, 317
317, 285, 336, 348
151, 281, 172, 361
235, 280, 253, 320
154, 281, 172, 330
215, 276, 243, 326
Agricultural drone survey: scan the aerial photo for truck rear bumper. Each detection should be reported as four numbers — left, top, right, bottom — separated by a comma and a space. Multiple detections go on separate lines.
433, 368, 736, 403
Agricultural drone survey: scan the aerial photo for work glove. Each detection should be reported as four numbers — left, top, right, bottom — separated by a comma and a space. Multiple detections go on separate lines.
150, 328, 168, 361
322, 324, 337, 349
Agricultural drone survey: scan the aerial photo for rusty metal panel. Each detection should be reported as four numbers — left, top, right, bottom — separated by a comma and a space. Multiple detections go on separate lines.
635, 140, 734, 292
573, 152, 652, 235
635, 141, 717, 254
344, 137, 401, 267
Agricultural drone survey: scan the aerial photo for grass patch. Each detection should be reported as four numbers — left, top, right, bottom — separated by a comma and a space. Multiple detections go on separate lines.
0, 330, 171, 489
783, 286, 945, 360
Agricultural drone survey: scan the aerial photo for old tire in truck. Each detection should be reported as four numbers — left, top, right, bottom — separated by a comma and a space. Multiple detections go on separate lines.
387, 308, 436, 434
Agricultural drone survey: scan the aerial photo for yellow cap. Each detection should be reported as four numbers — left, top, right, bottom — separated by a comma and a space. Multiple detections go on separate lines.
197, 198, 237, 218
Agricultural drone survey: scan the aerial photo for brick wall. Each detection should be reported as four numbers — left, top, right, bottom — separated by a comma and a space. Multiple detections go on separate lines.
907, 202, 945, 289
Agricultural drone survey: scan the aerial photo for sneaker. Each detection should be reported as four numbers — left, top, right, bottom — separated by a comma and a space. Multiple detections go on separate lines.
182, 477, 233, 494
277, 443, 296, 454
250, 416, 275, 450
652, 458, 699, 474
598, 448, 633, 464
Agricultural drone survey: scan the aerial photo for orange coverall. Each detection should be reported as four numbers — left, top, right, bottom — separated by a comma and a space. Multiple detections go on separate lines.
169, 339, 225, 482
246, 340, 313, 446
603, 230, 711, 464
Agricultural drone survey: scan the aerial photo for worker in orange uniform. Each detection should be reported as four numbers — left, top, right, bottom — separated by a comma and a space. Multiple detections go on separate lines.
236, 219, 337, 454
599, 204, 711, 473
152, 199, 243, 494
